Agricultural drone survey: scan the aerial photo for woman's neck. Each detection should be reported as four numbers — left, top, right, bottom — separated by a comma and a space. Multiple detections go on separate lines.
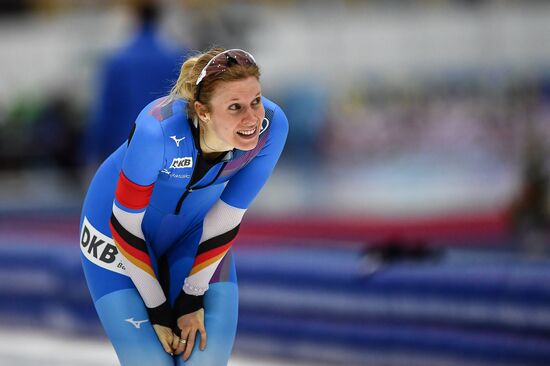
199, 124, 230, 160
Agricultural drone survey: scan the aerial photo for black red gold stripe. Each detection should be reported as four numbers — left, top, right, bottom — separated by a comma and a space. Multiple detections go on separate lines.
110, 214, 155, 278
196, 225, 239, 256
188, 226, 240, 275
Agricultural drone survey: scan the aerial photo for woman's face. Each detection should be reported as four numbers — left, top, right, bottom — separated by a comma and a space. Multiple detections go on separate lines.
202, 76, 265, 151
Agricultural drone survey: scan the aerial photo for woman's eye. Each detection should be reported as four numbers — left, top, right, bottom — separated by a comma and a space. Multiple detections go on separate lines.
252, 97, 262, 106
229, 104, 241, 111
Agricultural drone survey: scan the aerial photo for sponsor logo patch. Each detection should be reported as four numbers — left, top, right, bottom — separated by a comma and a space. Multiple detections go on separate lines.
160, 168, 190, 179
80, 217, 127, 276
170, 157, 193, 169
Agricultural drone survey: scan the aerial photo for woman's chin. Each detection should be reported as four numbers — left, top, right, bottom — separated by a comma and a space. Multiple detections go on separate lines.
234, 136, 259, 151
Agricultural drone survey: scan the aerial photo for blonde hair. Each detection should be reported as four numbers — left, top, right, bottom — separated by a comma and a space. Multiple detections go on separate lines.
167, 48, 261, 120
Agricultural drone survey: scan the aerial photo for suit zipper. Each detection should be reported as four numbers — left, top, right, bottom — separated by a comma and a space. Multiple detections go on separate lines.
174, 161, 228, 214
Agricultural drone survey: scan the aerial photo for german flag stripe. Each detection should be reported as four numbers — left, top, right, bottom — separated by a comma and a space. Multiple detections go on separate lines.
196, 225, 240, 257
115, 239, 156, 278
189, 250, 229, 276
110, 214, 148, 253
115, 171, 154, 210
110, 225, 152, 269
192, 240, 234, 268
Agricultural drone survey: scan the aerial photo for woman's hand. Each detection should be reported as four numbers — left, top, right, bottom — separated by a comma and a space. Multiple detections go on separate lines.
152, 324, 181, 355
175, 308, 207, 361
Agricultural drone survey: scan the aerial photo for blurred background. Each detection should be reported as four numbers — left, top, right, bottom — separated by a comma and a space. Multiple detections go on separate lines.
1, 0, 550, 365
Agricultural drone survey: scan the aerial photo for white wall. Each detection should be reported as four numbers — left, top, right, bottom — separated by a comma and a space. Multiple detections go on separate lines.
250, 3, 550, 91
1, 3, 550, 107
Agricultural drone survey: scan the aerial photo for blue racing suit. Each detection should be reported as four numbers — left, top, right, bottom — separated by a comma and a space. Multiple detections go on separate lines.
79, 96, 288, 365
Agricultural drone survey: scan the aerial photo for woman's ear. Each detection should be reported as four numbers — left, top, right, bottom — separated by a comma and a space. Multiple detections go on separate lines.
194, 101, 210, 123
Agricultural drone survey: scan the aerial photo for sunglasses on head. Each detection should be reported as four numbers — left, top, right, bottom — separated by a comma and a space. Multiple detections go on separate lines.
195, 49, 256, 101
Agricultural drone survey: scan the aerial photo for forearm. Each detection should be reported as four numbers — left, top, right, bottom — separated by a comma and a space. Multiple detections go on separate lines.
174, 200, 245, 317
110, 171, 171, 326
110, 207, 171, 326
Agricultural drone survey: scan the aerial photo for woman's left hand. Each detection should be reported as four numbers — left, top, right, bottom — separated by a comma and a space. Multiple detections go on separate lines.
152, 324, 180, 355
175, 308, 207, 361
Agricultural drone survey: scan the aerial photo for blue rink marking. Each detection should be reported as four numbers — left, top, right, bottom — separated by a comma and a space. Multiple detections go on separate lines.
2, 236, 550, 365
235, 246, 550, 365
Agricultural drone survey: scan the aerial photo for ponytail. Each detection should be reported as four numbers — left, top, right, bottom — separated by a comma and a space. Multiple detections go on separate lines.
167, 56, 201, 102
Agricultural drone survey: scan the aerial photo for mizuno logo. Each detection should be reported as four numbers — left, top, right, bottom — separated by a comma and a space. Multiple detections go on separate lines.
170, 157, 193, 169
125, 318, 149, 329
170, 135, 185, 147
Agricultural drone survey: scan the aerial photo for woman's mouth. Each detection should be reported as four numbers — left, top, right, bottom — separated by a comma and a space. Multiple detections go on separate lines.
236, 127, 258, 139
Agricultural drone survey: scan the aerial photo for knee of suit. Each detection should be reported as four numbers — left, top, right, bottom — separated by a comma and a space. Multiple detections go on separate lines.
93, 283, 239, 366
176, 283, 239, 366
94, 288, 174, 366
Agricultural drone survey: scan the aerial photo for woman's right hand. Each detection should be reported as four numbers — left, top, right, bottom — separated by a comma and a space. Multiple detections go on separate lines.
152, 324, 181, 355
175, 308, 207, 362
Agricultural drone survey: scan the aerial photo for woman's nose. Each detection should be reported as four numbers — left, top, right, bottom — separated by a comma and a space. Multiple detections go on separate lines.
243, 107, 257, 124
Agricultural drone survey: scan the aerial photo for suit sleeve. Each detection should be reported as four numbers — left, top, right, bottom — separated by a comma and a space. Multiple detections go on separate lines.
174, 105, 289, 316
108, 112, 173, 327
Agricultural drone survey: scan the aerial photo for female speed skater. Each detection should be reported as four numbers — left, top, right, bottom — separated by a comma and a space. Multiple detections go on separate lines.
79, 48, 288, 365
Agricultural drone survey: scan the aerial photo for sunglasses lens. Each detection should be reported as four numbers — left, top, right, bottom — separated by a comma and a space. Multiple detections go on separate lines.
227, 50, 255, 65
201, 50, 255, 82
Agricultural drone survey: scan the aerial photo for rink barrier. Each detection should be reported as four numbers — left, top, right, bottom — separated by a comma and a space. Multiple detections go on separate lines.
1, 231, 550, 365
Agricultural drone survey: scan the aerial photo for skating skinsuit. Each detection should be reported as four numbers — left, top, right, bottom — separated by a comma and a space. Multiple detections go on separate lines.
79, 96, 288, 365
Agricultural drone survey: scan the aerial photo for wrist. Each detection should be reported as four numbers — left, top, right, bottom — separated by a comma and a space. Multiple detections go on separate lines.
147, 301, 173, 328
174, 290, 204, 317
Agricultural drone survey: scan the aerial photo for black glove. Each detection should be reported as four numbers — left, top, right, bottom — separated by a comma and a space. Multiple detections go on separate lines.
173, 290, 204, 319
146, 300, 173, 328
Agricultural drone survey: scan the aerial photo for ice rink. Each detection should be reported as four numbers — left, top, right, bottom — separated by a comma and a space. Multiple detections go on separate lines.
0, 329, 316, 366
1, 2, 550, 366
